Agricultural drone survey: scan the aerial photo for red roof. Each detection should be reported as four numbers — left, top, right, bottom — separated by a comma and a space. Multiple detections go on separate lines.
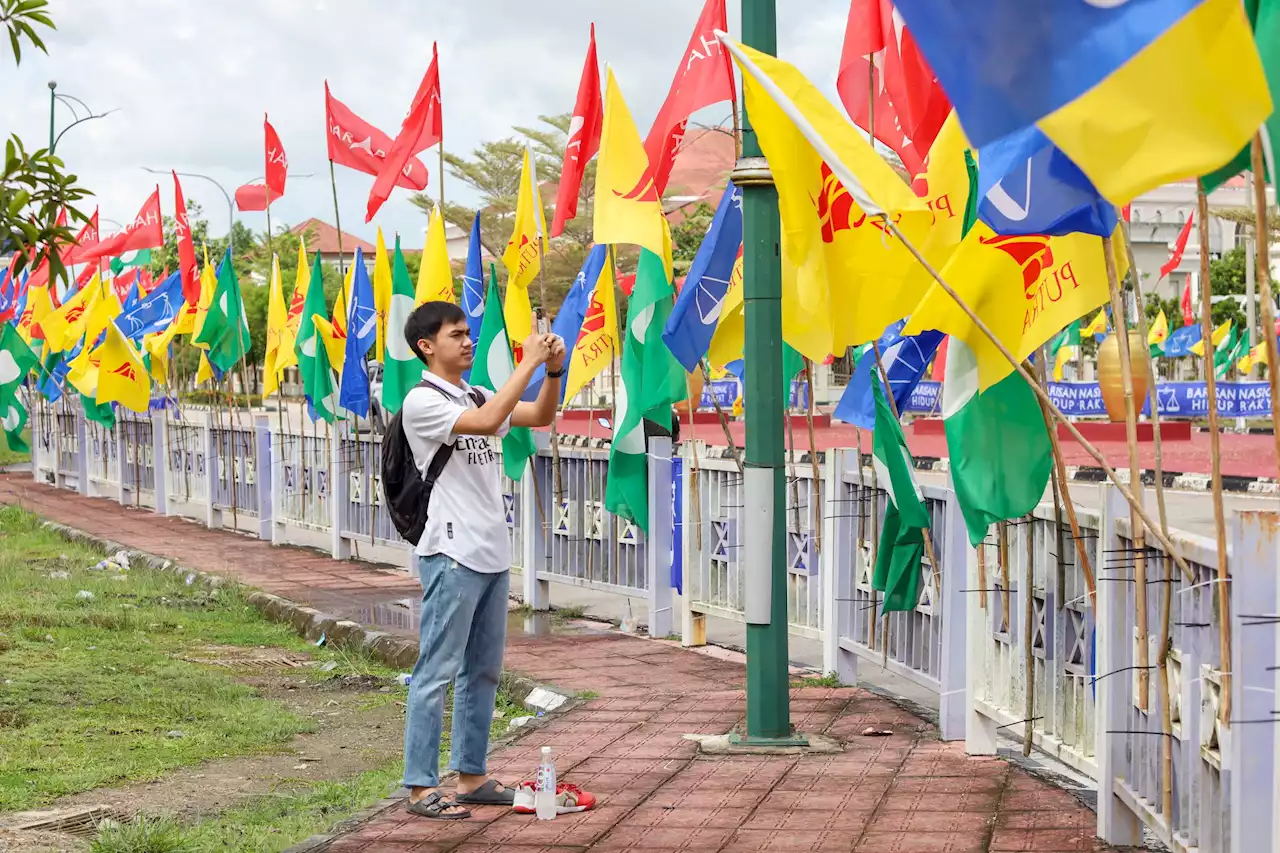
663, 127, 736, 224
289, 218, 376, 255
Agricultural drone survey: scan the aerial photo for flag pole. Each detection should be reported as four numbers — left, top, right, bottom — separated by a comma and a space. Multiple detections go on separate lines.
537, 247, 565, 505
328, 160, 348, 282
1102, 233, 1150, 713
878, 217, 1195, 584
1021, 510, 1034, 757
1197, 182, 1232, 729
699, 358, 744, 474
1035, 349, 1068, 613
1250, 135, 1280, 483
802, 357, 821, 553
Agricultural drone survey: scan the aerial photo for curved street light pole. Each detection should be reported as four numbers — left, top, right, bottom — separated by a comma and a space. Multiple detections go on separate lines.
48, 82, 118, 155
142, 168, 235, 242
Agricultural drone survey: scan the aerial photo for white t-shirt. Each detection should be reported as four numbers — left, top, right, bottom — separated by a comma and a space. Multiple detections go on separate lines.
400, 373, 512, 572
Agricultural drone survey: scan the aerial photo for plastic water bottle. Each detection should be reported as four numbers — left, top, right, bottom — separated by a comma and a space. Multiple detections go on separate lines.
535, 746, 556, 820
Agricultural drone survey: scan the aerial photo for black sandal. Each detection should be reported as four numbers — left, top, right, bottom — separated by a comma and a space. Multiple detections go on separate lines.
406, 791, 472, 820
455, 779, 515, 805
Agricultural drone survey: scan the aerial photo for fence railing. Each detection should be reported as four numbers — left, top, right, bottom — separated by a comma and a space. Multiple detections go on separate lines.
25, 400, 1279, 853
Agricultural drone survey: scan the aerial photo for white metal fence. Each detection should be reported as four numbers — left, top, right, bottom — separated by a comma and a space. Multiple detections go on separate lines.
24, 400, 1279, 852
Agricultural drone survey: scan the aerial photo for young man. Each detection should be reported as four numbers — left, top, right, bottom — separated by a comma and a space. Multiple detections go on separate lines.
398, 301, 566, 820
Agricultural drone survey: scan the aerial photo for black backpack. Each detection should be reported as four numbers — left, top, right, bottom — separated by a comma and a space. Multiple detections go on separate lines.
382, 381, 486, 545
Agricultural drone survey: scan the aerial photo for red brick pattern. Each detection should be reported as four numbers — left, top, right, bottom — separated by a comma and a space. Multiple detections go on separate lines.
0, 476, 1119, 852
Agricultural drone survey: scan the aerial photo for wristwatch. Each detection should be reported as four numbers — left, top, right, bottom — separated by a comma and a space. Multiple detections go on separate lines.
546, 367, 567, 379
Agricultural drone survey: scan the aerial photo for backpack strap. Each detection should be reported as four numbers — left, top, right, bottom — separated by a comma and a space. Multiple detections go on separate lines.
408, 383, 489, 486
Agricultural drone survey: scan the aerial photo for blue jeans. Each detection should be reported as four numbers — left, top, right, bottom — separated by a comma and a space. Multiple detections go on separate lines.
402, 554, 509, 789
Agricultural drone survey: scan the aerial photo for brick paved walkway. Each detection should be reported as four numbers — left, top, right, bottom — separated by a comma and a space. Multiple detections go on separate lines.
0, 475, 1122, 852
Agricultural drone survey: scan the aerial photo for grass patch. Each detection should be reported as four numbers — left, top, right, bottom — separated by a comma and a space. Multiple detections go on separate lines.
510, 603, 589, 621
789, 672, 844, 688
95, 686, 527, 853
0, 506, 393, 812
0, 430, 30, 467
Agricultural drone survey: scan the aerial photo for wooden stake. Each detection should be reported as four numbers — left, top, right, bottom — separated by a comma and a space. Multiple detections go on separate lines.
881, 218, 1195, 584
804, 358, 822, 554
998, 521, 1011, 634
1036, 350, 1067, 613
1197, 183, 1232, 728
976, 541, 988, 610
1103, 234, 1149, 713
1023, 513, 1035, 757
1251, 136, 1280, 485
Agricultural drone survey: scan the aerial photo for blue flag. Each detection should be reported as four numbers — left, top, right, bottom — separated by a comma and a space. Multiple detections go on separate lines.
339, 247, 377, 417
662, 182, 743, 371
835, 327, 945, 429
121, 280, 142, 314
889, 0, 1202, 149
978, 127, 1117, 238
1163, 324, 1203, 358
521, 244, 609, 403
461, 213, 485, 347
117, 272, 183, 342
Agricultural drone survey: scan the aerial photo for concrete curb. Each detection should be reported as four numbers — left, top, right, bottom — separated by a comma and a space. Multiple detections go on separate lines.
34, 519, 576, 853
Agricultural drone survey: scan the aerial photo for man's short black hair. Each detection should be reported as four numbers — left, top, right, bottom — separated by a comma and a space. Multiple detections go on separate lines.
404, 300, 467, 364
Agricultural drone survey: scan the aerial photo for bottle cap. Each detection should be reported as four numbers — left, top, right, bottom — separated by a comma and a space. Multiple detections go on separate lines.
541, 746, 551, 755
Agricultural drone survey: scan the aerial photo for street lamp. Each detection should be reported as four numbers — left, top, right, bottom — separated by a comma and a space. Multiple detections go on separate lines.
733, 0, 795, 745
141, 168, 235, 241
48, 82, 118, 154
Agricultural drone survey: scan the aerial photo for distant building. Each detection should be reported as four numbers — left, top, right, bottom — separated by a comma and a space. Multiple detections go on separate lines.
288, 218, 376, 270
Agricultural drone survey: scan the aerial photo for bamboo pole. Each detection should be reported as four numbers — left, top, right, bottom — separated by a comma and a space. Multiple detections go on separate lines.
1251, 137, 1280, 484
328, 160, 348, 282
976, 541, 988, 610
998, 521, 1011, 634
1023, 513, 1035, 757
699, 359, 744, 473
880, 217, 1195, 584
1197, 183, 1232, 728
1036, 351, 1068, 613
1103, 234, 1149, 713
538, 251, 565, 505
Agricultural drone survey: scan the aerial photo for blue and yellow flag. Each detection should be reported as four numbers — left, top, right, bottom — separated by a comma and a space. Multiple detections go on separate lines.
891, 0, 1273, 205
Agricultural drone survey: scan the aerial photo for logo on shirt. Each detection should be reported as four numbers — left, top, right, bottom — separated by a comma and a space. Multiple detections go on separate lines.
456, 435, 496, 467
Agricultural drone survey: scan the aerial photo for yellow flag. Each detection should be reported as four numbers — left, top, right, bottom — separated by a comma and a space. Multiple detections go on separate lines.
503, 149, 543, 342
43, 275, 98, 353
95, 321, 150, 413
190, 248, 218, 344
1191, 319, 1232, 356
333, 262, 354, 336
593, 69, 672, 280
262, 254, 289, 399
707, 250, 744, 369
418, 208, 456, 305
273, 238, 310, 378
195, 352, 216, 386
312, 314, 348, 378
1082, 308, 1108, 338
66, 336, 101, 397
144, 321, 180, 386
1147, 310, 1169, 347
1052, 345, 1074, 382
725, 36, 938, 361
904, 224, 1112, 391
18, 285, 54, 345
373, 228, 392, 361
1240, 341, 1268, 373
562, 256, 619, 403
82, 286, 122, 350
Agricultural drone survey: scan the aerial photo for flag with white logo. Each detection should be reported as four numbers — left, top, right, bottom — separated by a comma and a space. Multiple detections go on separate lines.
663, 181, 742, 372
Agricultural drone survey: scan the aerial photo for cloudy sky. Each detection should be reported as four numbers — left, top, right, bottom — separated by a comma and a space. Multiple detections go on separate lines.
2, 1, 851, 246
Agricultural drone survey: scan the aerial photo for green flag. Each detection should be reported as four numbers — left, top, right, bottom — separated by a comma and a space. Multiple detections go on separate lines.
81, 393, 116, 430
109, 248, 152, 275
0, 323, 38, 452
871, 378, 931, 613
192, 251, 250, 373
295, 254, 337, 423
1202, 0, 1280, 192
470, 264, 536, 483
606, 248, 686, 534
1216, 328, 1248, 378
382, 237, 425, 415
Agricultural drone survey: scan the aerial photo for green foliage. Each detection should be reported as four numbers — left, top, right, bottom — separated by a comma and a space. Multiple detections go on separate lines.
92, 816, 194, 853
670, 202, 717, 275
1, 0, 52, 65
1209, 245, 1249, 332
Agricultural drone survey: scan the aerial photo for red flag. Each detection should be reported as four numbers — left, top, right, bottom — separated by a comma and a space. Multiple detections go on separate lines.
836, 0, 950, 176
264, 115, 287, 199
367, 44, 442, 222
77, 189, 164, 262
112, 268, 138, 304
234, 182, 279, 212
1122, 204, 1132, 222
65, 208, 101, 266
931, 335, 949, 381
643, 0, 736, 196
1159, 211, 1195, 281
1181, 277, 1195, 328
138, 267, 154, 296
551, 24, 603, 238
325, 82, 428, 190
173, 173, 200, 305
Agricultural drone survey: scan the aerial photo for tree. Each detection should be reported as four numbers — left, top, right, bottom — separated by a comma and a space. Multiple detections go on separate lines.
1209, 245, 1249, 332
670, 202, 717, 276
410, 114, 595, 314
0, 0, 91, 284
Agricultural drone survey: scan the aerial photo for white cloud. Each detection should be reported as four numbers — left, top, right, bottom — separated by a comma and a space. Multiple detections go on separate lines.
1, 1, 850, 245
